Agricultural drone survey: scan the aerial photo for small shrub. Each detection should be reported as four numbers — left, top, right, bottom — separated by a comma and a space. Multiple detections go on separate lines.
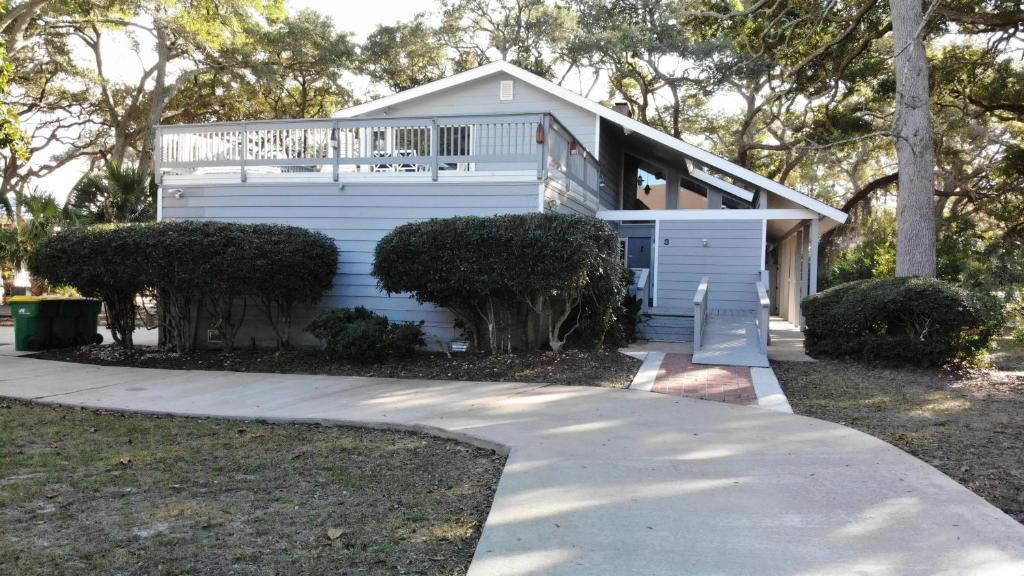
803, 277, 1004, 366
307, 307, 424, 363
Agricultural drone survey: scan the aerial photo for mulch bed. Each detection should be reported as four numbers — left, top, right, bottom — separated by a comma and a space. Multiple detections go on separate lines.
775, 359, 1024, 524
32, 345, 641, 388
0, 399, 504, 575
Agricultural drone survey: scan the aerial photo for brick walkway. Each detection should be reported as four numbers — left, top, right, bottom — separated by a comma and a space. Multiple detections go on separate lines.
651, 353, 757, 405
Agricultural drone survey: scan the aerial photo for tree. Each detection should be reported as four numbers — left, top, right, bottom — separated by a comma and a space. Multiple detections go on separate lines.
4, 191, 64, 294
439, 0, 575, 79
361, 15, 460, 92
61, 0, 286, 174
235, 9, 356, 119
889, 0, 937, 277
66, 163, 154, 224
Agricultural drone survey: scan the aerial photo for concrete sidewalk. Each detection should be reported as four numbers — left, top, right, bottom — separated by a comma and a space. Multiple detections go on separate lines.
1, 355, 1022, 575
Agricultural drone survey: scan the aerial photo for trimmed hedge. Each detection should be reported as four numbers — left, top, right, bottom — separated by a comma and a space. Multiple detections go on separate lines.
30, 222, 337, 352
373, 213, 625, 353
802, 277, 1004, 366
28, 225, 148, 348
307, 307, 424, 363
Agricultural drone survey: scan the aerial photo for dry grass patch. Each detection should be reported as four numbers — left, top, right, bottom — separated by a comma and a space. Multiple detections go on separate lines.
0, 400, 505, 575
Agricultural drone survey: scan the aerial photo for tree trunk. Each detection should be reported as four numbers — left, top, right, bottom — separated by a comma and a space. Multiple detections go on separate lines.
889, 0, 937, 277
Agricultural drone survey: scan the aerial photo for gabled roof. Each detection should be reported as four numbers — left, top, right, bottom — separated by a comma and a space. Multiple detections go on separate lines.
336, 61, 848, 225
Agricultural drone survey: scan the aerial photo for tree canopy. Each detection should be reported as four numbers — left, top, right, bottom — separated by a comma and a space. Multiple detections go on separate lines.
1, 0, 1022, 305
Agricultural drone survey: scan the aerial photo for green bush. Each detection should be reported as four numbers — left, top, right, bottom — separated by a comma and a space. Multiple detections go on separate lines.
373, 213, 623, 353
307, 307, 424, 362
803, 277, 1004, 366
570, 267, 635, 349
31, 222, 338, 352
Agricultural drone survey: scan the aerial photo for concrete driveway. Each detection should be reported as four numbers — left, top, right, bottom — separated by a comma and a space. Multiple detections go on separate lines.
1, 355, 1022, 575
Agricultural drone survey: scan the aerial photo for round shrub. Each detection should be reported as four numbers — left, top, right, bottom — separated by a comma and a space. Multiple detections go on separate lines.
373, 213, 624, 353
802, 277, 1004, 366
307, 306, 424, 363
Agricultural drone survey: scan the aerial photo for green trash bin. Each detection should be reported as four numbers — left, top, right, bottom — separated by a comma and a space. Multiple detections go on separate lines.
77, 299, 103, 345
10, 296, 58, 351
51, 298, 82, 347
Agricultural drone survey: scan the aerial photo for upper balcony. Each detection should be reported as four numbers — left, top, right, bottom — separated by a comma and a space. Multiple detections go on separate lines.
154, 113, 600, 196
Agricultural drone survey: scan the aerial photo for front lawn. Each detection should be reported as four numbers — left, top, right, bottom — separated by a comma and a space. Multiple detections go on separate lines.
33, 345, 641, 388
775, 359, 1024, 524
0, 400, 505, 575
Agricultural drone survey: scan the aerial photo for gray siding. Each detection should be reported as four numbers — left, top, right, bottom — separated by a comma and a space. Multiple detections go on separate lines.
543, 177, 596, 216
353, 72, 599, 153
161, 179, 542, 347
656, 220, 763, 313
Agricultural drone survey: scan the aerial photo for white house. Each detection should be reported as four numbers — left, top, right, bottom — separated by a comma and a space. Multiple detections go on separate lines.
154, 61, 847, 366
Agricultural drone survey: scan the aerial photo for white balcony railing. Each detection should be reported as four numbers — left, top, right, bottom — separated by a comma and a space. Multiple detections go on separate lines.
154, 113, 601, 197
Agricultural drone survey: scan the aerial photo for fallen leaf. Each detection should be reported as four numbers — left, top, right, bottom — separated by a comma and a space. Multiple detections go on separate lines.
119, 457, 131, 466
993, 428, 1008, 434
327, 528, 344, 540
43, 491, 59, 499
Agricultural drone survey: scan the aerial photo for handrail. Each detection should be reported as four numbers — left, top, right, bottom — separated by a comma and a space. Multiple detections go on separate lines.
630, 267, 650, 313
693, 276, 710, 351
153, 112, 601, 199
755, 279, 770, 354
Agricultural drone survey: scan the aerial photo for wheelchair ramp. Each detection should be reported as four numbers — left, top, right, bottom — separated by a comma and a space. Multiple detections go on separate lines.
692, 311, 769, 368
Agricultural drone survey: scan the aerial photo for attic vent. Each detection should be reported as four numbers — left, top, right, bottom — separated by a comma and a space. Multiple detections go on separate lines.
499, 80, 514, 101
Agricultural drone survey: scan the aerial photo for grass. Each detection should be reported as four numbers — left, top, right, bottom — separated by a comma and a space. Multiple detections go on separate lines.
775, 341, 1024, 524
0, 400, 505, 575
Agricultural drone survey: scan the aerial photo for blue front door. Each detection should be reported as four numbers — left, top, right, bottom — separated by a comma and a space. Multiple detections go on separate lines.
627, 236, 651, 269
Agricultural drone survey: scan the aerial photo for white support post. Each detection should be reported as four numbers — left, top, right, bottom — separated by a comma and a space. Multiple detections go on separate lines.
332, 120, 340, 183
430, 119, 439, 182
240, 122, 248, 183
799, 224, 809, 300
809, 218, 820, 295
652, 220, 660, 307
537, 115, 549, 181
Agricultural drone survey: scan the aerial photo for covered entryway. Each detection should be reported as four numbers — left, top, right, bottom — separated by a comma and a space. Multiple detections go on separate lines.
602, 209, 829, 368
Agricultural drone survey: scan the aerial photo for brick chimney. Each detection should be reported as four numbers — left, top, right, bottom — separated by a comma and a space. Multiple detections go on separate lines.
612, 101, 632, 118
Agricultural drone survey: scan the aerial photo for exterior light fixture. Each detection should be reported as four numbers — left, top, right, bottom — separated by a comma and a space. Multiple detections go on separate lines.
644, 184, 651, 194
535, 124, 545, 144
569, 141, 578, 155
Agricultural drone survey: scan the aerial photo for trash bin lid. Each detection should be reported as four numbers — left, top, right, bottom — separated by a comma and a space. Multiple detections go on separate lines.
9, 296, 42, 302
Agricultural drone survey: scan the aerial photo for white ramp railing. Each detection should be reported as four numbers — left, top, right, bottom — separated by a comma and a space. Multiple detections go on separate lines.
693, 276, 710, 351
755, 278, 771, 354
630, 267, 650, 313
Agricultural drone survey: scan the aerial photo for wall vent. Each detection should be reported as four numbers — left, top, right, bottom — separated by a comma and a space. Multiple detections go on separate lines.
499, 80, 514, 101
